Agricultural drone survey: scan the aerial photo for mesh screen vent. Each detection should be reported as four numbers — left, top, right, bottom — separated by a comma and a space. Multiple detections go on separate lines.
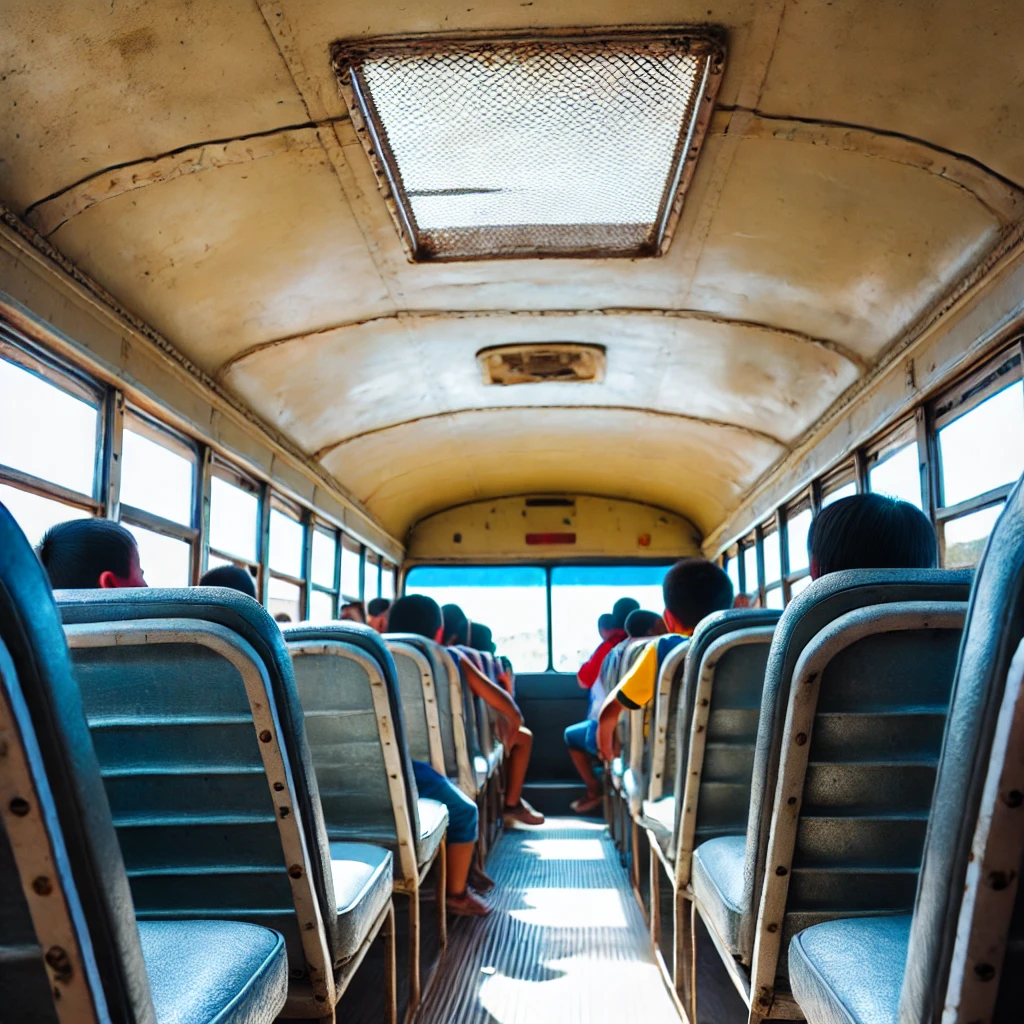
332, 29, 725, 262
478, 344, 606, 386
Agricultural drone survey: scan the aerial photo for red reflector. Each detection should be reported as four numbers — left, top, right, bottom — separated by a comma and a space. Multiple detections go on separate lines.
525, 532, 576, 545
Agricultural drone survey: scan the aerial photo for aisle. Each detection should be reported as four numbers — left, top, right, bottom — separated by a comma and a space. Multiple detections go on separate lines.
415, 818, 682, 1023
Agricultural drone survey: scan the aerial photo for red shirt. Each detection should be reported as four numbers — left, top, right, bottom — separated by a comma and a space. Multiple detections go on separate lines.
577, 630, 628, 688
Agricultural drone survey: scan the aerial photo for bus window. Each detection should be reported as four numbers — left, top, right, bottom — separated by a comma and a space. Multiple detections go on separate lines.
742, 540, 758, 600
550, 564, 669, 672
869, 441, 922, 509
943, 504, 1004, 569
269, 506, 303, 578
786, 507, 812, 574
761, 523, 782, 607
120, 420, 194, 526
125, 524, 191, 587
790, 574, 813, 598
405, 565, 548, 671
340, 536, 362, 599
821, 481, 856, 507
381, 564, 396, 600
308, 588, 335, 623
0, 483, 89, 547
311, 528, 337, 589
209, 474, 259, 563
938, 381, 1024, 507
724, 549, 741, 597
364, 552, 381, 600
268, 576, 301, 623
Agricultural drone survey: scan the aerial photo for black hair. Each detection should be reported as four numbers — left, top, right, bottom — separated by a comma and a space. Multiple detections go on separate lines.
441, 603, 470, 645
663, 558, 734, 629
274, 612, 292, 624
624, 609, 665, 638
37, 519, 138, 590
611, 597, 640, 629
199, 564, 257, 598
468, 622, 495, 655
808, 494, 938, 578
367, 597, 391, 616
388, 594, 442, 638
597, 612, 616, 632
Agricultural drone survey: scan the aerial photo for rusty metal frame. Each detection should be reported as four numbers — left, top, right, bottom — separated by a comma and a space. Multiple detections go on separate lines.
64, 619, 339, 1014
749, 602, 968, 1023
330, 27, 726, 263
648, 640, 689, 802
942, 637, 1024, 1023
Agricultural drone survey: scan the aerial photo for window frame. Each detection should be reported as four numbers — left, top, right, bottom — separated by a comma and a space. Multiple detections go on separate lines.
782, 494, 813, 601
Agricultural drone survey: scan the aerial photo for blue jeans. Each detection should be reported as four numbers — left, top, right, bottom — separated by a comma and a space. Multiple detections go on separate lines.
412, 760, 479, 844
564, 719, 598, 756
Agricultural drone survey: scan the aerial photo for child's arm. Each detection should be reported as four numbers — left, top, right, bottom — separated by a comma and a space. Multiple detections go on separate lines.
453, 650, 524, 733
596, 685, 627, 762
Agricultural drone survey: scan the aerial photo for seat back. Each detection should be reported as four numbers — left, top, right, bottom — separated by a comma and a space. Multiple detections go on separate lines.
943, 637, 1024, 1024
56, 589, 340, 1013
284, 624, 419, 883
648, 640, 688, 802
675, 624, 778, 885
749, 600, 967, 1009
900, 479, 1024, 1023
0, 505, 155, 1024
738, 569, 974, 962
386, 637, 446, 772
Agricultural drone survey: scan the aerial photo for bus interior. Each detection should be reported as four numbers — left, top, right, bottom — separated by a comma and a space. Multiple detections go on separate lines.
1, 3, 1024, 1023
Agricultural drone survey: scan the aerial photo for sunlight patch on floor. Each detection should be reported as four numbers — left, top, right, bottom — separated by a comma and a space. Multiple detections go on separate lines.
519, 838, 607, 861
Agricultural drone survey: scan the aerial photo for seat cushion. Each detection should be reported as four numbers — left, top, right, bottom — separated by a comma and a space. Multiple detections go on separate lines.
138, 919, 287, 1024
610, 756, 625, 791
623, 767, 645, 815
789, 915, 910, 1024
642, 797, 675, 854
692, 835, 747, 958
329, 843, 394, 965
416, 797, 449, 869
473, 754, 488, 792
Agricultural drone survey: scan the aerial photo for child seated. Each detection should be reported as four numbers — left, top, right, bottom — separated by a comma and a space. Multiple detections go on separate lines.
597, 559, 733, 761
37, 519, 147, 589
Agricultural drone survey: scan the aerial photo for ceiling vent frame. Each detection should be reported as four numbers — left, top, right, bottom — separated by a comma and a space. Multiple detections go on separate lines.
330, 27, 727, 263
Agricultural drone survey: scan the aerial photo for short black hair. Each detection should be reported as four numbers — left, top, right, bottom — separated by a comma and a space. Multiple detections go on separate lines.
808, 494, 937, 577
367, 597, 391, 616
388, 594, 442, 638
598, 612, 616, 632
611, 597, 640, 629
624, 609, 665, 638
663, 558, 734, 629
37, 519, 137, 590
441, 603, 470, 645
199, 564, 257, 598
341, 601, 366, 622
468, 622, 495, 654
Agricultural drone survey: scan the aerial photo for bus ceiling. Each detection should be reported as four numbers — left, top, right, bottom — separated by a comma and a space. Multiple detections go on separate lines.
1, 2, 1023, 557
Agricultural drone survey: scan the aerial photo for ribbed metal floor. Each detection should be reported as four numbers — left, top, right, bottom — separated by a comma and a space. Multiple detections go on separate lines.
415, 818, 682, 1023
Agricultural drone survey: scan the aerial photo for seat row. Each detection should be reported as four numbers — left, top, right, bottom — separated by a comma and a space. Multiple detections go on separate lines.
0, 503, 505, 1024
603, 475, 1024, 1024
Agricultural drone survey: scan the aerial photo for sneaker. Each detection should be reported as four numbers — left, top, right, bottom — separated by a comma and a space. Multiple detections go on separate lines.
504, 798, 545, 826
447, 889, 492, 917
570, 793, 604, 815
469, 864, 496, 893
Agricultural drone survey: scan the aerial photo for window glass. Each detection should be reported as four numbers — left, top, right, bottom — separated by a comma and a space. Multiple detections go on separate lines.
0, 358, 97, 495
340, 540, 361, 598
943, 504, 1004, 569
786, 508, 812, 574
209, 476, 258, 562
742, 542, 758, 596
269, 508, 303, 577
821, 481, 856, 507
550, 564, 670, 673
125, 524, 190, 587
938, 382, 1024, 507
309, 589, 334, 623
765, 586, 784, 610
406, 565, 549, 671
725, 554, 741, 598
120, 427, 193, 525
363, 554, 380, 601
790, 574, 813, 598
268, 576, 301, 624
206, 552, 231, 571
311, 529, 336, 589
762, 530, 781, 585
869, 442, 922, 509
381, 565, 396, 600
0, 483, 89, 547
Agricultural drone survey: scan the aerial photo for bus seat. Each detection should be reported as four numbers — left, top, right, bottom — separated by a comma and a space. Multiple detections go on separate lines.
0, 505, 288, 1024
788, 476, 1024, 1024
691, 568, 973, 975
748, 600, 966, 1015
55, 587, 395, 1020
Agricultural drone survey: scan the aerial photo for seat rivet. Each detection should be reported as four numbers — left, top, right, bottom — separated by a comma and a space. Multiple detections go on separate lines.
8, 797, 30, 817
32, 876, 52, 896
289, 865, 303, 879
974, 963, 996, 982
1005, 790, 1023, 808
794, 733, 807, 746
775, 866, 788, 876
273, 781, 284, 791
766, 923, 778, 933
259, 730, 272, 743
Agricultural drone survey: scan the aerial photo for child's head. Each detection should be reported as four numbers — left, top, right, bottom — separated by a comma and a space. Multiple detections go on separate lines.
340, 601, 366, 623
469, 622, 495, 655
597, 612, 617, 641
662, 557, 734, 633
199, 564, 257, 598
388, 594, 444, 642
611, 597, 640, 630
367, 597, 391, 632
624, 609, 666, 638
37, 519, 146, 590
808, 494, 937, 579
441, 602, 470, 645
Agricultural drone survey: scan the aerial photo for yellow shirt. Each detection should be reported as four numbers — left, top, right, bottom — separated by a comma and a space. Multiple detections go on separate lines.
617, 633, 689, 709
